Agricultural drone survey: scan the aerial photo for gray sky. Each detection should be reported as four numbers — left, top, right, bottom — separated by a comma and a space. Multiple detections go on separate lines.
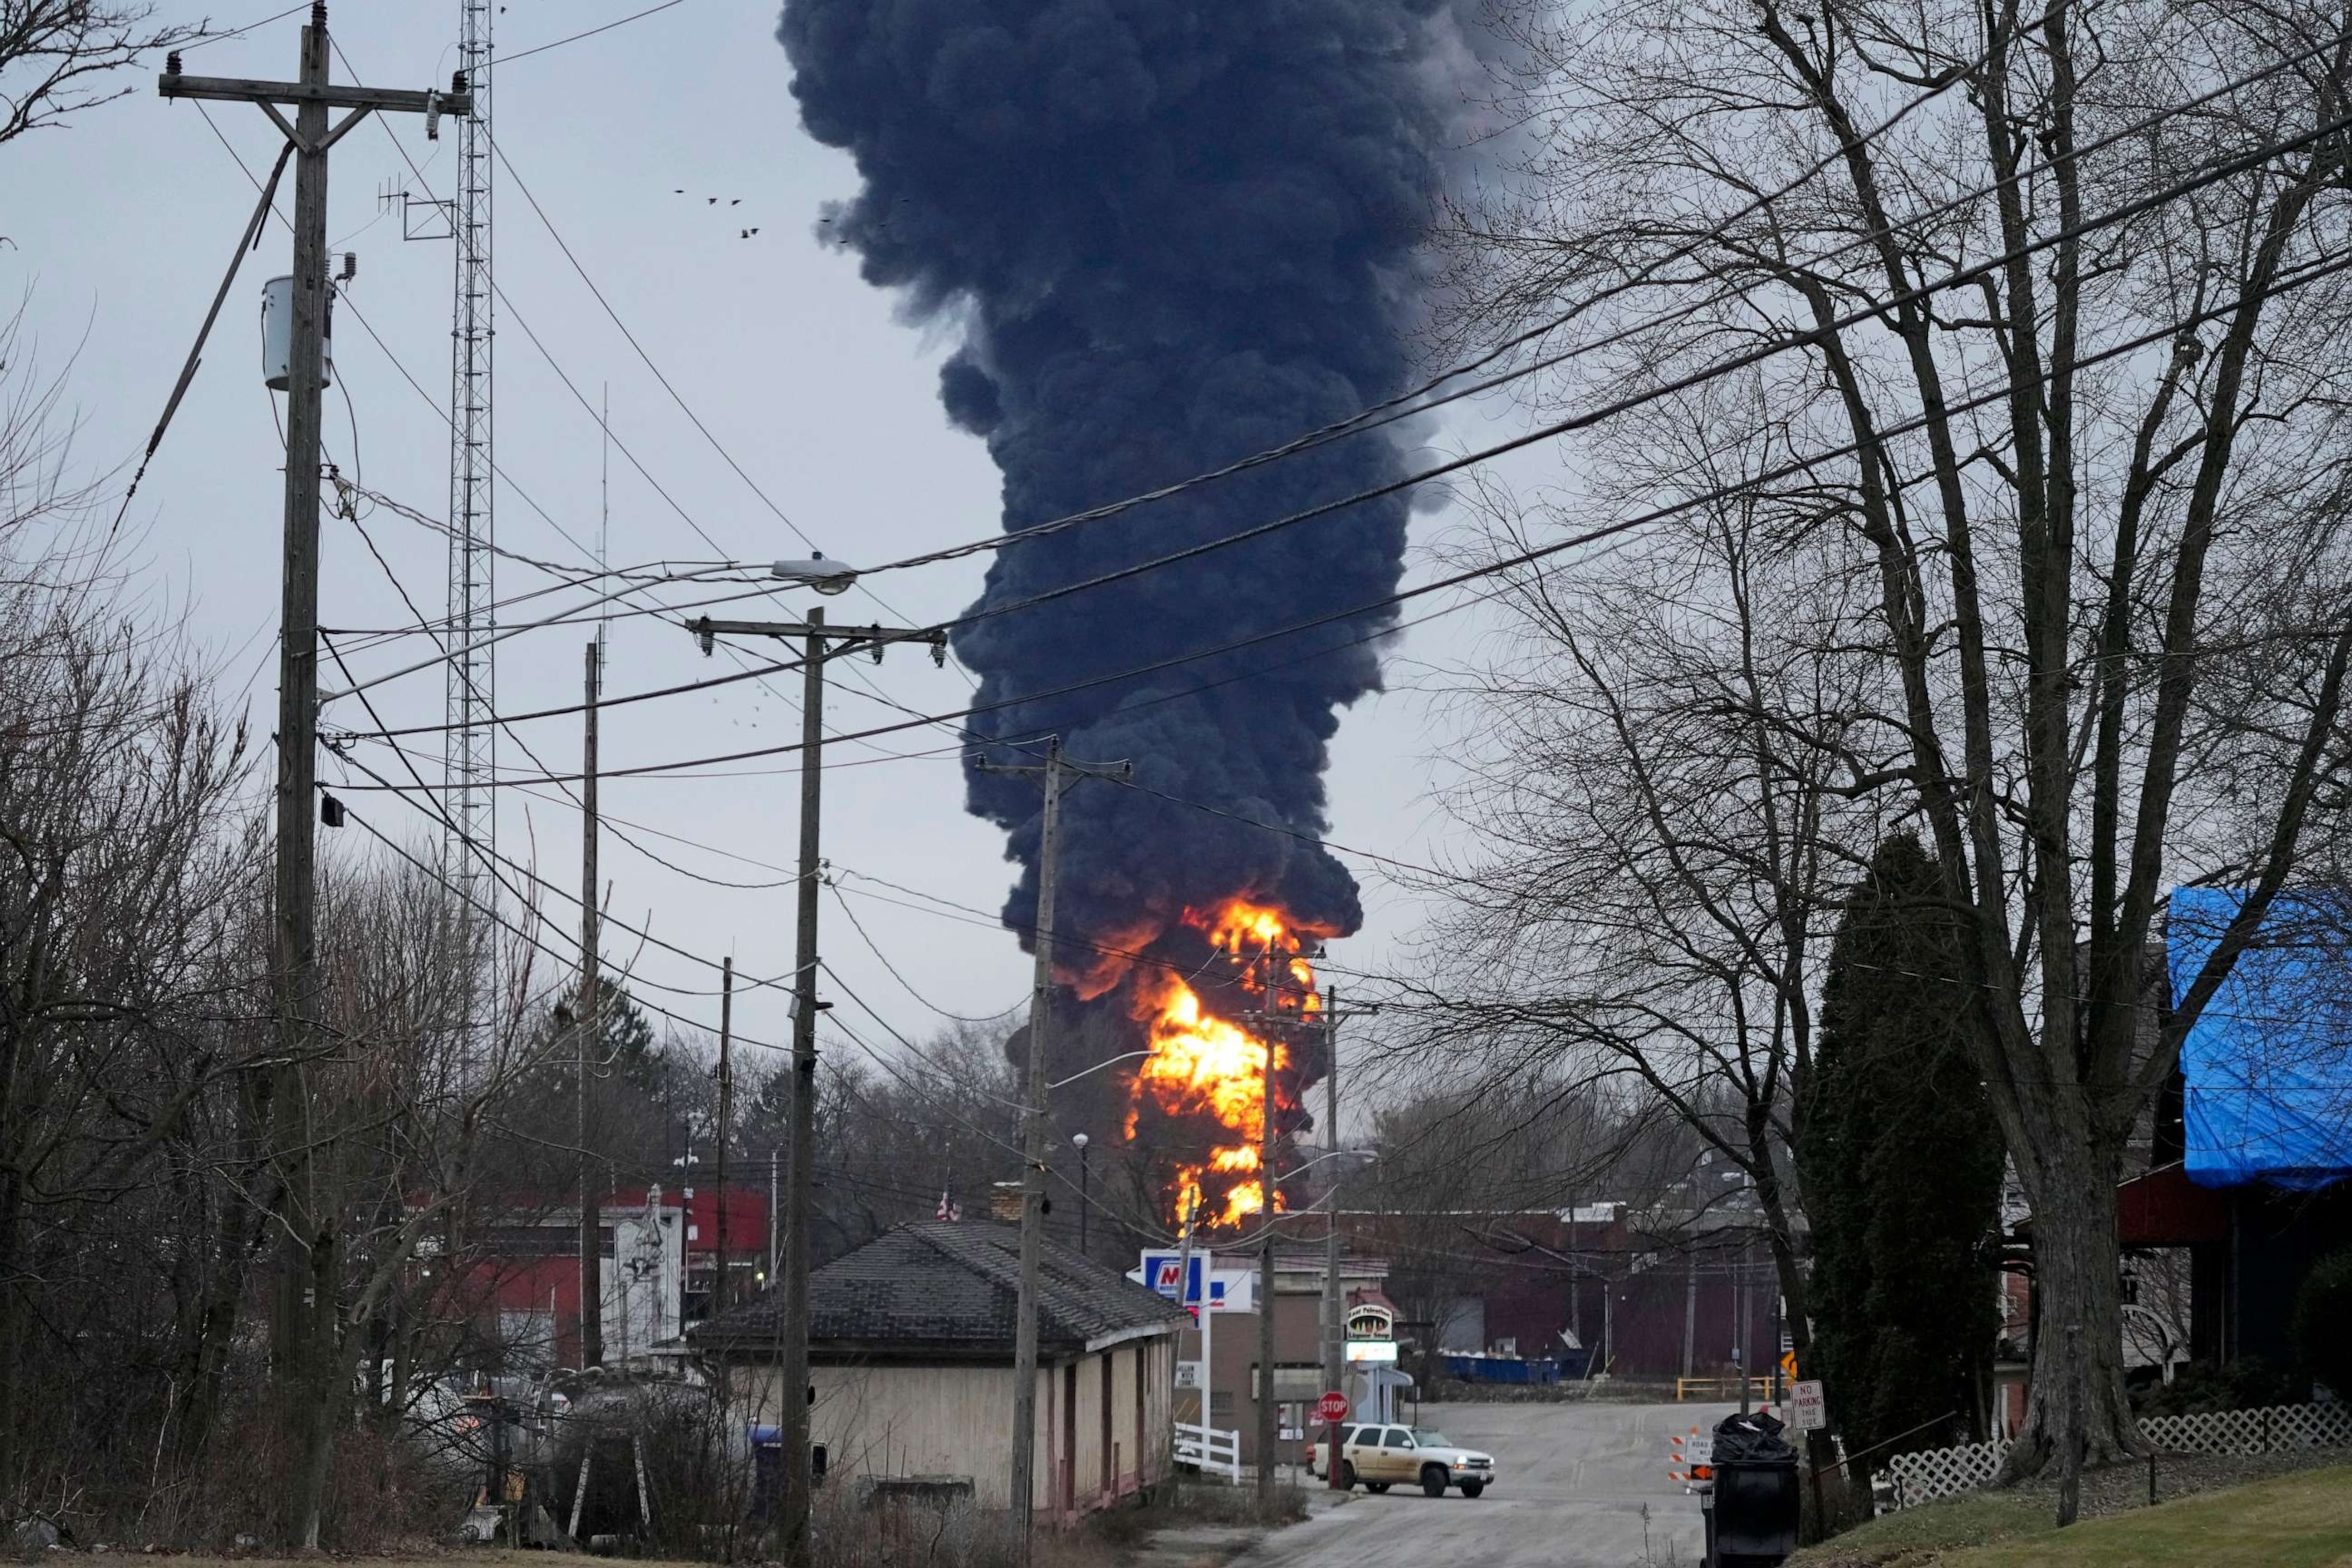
3, 0, 1534, 1116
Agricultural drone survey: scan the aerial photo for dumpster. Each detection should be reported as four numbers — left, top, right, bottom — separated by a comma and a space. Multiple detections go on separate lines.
1438, 1351, 1563, 1385
1704, 1411, 1799, 1567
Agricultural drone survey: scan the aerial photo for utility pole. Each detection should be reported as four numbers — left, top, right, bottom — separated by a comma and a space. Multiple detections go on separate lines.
158, 5, 469, 1383
973, 739, 1131, 1547
579, 639, 603, 1369
1256, 947, 1281, 1517
689, 604, 944, 1568
714, 956, 734, 1315
1321, 988, 1344, 1491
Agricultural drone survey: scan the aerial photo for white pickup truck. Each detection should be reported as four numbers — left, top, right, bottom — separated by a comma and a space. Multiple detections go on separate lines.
1305, 1421, 1498, 1498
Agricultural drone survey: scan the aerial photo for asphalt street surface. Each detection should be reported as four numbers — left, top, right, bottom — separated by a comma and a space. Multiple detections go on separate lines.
1240, 1401, 1741, 1568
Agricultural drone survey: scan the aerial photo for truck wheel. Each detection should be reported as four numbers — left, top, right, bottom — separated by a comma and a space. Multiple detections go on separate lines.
1421, 1465, 1449, 1498
1341, 1461, 1359, 1491
1459, 1480, 1485, 1498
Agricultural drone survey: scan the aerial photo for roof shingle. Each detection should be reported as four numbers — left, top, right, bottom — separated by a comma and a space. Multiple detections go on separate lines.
688, 1222, 1186, 1357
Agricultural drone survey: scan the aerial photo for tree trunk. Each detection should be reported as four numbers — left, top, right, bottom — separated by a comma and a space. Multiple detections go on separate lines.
0, 1164, 25, 1504
288, 1221, 343, 1549
1998, 1141, 2145, 1482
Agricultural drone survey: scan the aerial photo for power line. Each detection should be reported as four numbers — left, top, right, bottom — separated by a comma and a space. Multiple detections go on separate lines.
919, 100, 2352, 648
829, 881, 1025, 1024
480, 0, 691, 74
315, 99, 2352, 795
484, 132, 956, 654
182, 3, 309, 52
843, 34, 2344, 586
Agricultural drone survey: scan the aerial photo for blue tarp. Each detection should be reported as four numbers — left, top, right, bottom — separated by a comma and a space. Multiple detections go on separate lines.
2170, 887, 2352, 1190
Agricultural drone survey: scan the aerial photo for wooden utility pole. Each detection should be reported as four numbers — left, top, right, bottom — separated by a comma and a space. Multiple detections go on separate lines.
1321, 987, 1344, 1490
689, 606, 944, 1568
1256, 944, 1281, 1516
714, 956, 735, 1314
969, 738, 1124, 1542
973, 740, 1130, 1547
580, 639, 604, 1368
158, 14, 469, 1547
1013, 736, 1063, 1539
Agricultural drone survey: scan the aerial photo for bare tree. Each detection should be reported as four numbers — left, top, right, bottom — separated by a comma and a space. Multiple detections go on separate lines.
1434, 0, 2352, 1476
1390, 420, 1888, 1399
275, 861, 560, 1548
0, 2, 204, 149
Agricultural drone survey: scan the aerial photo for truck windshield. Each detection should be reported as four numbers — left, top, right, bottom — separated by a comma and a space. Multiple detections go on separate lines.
1412, 1430, 1452, 1447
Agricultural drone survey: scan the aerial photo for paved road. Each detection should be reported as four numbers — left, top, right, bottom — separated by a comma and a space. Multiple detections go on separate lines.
1240, 1402, 1738, 1568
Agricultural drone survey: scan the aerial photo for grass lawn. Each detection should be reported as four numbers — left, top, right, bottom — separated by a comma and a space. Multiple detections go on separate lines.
1943, 1462, 2352, 1566
1787, 1466, 2342, 1560
1788, 1462, 2352, 1566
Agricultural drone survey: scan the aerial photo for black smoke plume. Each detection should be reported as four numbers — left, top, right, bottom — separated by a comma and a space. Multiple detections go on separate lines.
780, 3, 1462, 1139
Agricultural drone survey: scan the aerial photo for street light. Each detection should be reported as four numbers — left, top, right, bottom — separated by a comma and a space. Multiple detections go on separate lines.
771, 554, 858, 594
1072, 1132, 1091, 1256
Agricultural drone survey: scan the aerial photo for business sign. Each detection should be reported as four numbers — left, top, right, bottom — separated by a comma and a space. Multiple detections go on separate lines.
1788, 1380, 1827, 1432
1344, 1300, 1396, 1363
1138, 1251, 1217, 1307
1174, 1362, 1203, 1390
1136, 1253, 1255, 1312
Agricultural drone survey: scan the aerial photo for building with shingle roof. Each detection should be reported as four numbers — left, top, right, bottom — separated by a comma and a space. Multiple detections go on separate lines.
688, 1222, 1185, 1515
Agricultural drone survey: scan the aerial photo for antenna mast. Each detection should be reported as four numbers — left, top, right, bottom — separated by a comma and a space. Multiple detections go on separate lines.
446, 0, 496, 1045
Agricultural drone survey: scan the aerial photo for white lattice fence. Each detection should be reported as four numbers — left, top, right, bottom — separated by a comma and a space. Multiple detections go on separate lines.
2140, 1401, 2352, 1455
1884, 1440, 2010, 1507
1880, 1402, 2352, 1509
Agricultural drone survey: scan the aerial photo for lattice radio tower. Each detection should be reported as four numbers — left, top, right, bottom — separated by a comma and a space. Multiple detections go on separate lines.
446, 0, 496, 1044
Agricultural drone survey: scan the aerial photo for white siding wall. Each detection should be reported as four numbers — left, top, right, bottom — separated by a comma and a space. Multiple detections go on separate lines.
729, 1337, 1175, 1516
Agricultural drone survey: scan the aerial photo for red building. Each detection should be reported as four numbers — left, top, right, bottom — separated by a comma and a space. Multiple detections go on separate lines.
452, 1184, 772, 1370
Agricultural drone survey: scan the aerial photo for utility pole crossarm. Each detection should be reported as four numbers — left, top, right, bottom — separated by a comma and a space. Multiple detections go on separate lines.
692, 616, 947, 664
159, 70, 472, 119
972, 756, 1135, 784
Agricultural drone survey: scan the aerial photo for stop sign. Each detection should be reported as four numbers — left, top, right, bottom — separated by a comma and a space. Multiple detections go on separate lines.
1315, 1390, 1351, 1424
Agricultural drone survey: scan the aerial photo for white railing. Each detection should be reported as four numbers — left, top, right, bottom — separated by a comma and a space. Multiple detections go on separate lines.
1880, 1401, 2352, 1509
1174, 1420, 1243, 1485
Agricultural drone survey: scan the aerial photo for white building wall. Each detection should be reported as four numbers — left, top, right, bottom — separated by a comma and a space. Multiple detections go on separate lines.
728, 1339, 1175, 1514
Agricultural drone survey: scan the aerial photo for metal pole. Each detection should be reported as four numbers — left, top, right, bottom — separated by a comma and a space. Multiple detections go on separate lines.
1077, 1138, 1090, 1258
714, 956, 733, 1315
1682, 1253, 1698, 1380
1011, 737, 1064, 1545
1322, 987, 1344, 1491
779, 611, 826, 1568
578, 638, 603, 1368
1737, 1242, 1752, 1414
1256, 946, 1280, 1515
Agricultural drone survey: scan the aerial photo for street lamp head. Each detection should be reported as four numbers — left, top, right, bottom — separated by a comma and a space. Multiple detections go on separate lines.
1072, 1132, 1089, 1150
772, 554, 858, 595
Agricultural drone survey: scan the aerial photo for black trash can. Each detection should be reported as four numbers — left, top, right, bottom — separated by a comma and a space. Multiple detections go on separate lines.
1704, 1412, 1801, 1567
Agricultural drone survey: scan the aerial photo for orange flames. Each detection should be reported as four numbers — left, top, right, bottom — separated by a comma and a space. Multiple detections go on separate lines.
1120, 900, 1328, 1228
